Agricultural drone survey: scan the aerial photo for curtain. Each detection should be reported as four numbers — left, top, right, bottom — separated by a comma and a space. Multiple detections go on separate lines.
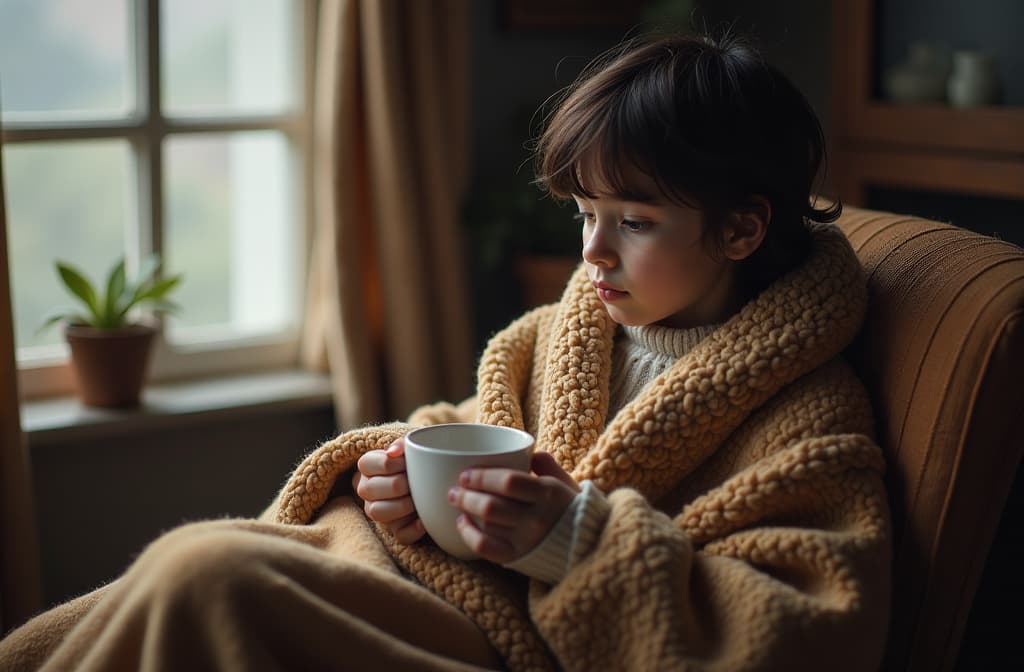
302, 0, 475, 428
0, 139, 42, 631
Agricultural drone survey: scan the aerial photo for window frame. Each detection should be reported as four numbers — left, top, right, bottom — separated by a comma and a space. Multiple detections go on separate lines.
2, 0, 318, 399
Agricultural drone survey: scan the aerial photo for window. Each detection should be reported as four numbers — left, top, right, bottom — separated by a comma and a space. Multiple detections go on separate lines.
0, 0, 314, 397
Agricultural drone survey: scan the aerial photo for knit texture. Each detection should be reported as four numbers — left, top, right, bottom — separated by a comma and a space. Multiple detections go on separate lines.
607, 323, 718, 421
271, 222, 891, 671
510, 322, 716, 583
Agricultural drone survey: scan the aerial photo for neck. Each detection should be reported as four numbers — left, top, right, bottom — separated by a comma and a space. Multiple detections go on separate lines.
656, 261, 743, 329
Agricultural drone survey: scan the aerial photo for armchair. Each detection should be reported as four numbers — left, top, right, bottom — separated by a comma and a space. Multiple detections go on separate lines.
837, 206, 1024, 671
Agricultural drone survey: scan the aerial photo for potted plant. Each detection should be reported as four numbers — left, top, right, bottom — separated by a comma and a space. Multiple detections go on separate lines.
40, 256, 183, 407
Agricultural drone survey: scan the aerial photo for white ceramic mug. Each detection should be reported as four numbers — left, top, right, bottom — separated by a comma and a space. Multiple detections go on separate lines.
404, 423, 535, 560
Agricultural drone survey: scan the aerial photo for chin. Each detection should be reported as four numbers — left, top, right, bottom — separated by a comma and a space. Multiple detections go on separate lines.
604, 307, 647, 327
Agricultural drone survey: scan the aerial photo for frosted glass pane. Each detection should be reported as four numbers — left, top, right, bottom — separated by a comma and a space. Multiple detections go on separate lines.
162, 0, 298, 117
164, 131, 298, 342
6, 141, 131, 351
0, 0, 133, 120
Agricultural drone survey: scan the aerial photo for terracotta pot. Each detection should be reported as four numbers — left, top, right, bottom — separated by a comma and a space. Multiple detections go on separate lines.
64, 323, 157, 407
515, 255, 579, 308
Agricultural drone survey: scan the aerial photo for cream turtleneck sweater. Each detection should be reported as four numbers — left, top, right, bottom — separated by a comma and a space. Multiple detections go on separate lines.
607, 323, 719, 422
505, 321, 718, 583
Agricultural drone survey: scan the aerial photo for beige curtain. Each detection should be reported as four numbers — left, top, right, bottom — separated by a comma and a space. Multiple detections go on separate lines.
0, 140, 42, 631
303, 0, 474, 428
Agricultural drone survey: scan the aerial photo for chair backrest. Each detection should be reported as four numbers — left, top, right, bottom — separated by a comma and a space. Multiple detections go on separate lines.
837, 206, 1024, 671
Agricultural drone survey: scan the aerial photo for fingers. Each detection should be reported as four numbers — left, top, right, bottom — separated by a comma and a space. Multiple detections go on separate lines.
531, 452, 581, 492
361, 489, 425, 545
455, 515, 517, 564
457, 468, 544, 503
450, 462, 580, 564
356, 472, 411, 501
386, 513, 427, 545
364, 495, 416, 524
354, 442, 411, 503
448, 486, 523, 526
348, 439, 424, 546
356, 444, 406, 477
376, 514, 423, 544
385, 437, 405, 457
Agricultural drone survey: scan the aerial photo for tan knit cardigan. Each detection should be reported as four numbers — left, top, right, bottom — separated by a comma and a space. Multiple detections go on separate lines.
269, 222, 891, 671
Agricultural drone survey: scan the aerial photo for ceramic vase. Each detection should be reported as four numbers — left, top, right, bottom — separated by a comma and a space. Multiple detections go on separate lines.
884, 42, 951, 104
947, 50, 1001, 107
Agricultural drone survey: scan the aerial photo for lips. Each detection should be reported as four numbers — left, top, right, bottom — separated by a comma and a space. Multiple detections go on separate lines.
593, 280, 628, 302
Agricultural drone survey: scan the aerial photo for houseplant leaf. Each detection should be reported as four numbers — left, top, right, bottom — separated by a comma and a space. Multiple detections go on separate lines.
36, 308, 89, 334
134, 275, 183, 303
56, 262, 101, 325
110, 257, 182, 324
117, 273, 182, 323
102, 258, 127, 328
124, 254, 161, 306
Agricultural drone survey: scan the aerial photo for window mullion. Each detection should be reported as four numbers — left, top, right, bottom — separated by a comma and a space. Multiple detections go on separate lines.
137, 0, 162, 268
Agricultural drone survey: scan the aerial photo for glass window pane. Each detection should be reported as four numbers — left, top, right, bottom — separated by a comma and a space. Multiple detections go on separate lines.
162, 0, 299, 117
164, 131, 299, 343
6, 140, 132, 354
0, 0, 134, 121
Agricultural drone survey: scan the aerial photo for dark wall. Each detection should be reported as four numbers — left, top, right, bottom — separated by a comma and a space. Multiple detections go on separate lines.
29, 403, 335, 607
470, 0, 834, 182
469, 2, 630, 189
694, 0, 834, 133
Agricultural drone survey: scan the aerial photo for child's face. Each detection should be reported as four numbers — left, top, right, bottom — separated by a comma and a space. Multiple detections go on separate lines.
573, 170, 742, 329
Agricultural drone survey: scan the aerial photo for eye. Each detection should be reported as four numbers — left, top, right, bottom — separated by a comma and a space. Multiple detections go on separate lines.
573, 211, 595, 225
621, 219, 649, 233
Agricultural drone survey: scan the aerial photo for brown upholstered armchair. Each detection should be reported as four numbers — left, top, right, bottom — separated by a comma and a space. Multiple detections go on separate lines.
837, 207, 1024, 671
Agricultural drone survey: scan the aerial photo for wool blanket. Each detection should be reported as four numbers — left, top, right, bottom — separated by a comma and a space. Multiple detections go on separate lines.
265, 222, 891, 670
0, 222, 890, 671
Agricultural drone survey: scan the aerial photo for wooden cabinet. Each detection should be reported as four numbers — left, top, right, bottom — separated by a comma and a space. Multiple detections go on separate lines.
830, 0, 1024, 209
830, 3, 1024, 668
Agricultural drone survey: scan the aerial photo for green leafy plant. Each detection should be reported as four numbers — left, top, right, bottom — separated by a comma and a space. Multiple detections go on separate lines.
40, 255, 184, 331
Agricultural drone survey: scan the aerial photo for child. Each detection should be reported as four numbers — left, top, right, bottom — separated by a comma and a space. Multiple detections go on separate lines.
1, 32, 890, 671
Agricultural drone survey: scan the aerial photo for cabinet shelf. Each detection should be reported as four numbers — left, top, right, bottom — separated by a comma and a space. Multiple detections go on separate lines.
831, 0, 1024, 206
842, 103, 1024, 156
835, 147, 1024, 204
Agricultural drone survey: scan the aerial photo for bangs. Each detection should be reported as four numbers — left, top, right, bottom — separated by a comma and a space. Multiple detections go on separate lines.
535, 48, 702, 208
538, 85, 664, 202
567, 137, 662, 204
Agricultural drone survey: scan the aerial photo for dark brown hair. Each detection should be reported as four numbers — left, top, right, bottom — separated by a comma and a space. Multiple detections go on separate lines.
534, 32, 840, 298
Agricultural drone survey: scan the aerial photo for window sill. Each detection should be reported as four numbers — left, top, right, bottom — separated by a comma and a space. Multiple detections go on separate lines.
21, 369, 334, 442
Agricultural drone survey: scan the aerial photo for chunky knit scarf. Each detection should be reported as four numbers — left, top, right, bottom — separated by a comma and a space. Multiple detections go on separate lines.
270, 222, 889, 671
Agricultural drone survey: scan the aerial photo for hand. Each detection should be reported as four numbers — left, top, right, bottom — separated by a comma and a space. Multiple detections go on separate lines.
448, 452, 580, 564
351, 438, 426, 545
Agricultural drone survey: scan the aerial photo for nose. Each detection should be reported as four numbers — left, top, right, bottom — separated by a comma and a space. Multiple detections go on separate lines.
582, 220, 617, 268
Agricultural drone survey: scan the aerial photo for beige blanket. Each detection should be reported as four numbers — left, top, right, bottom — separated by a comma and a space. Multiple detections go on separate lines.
265, 222, 891, 670
1, 222, 890, 671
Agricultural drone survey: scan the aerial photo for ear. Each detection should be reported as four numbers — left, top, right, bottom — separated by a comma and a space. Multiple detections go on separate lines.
722, 197, 770, 261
